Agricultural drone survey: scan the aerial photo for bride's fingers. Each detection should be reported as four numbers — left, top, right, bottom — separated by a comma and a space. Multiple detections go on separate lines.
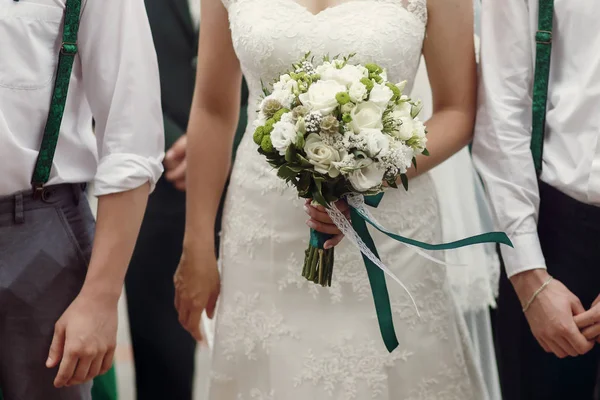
304, 205, 334, 224
324, 234, 344, 249
306, 219, 342, 235
185, 309, 204, 342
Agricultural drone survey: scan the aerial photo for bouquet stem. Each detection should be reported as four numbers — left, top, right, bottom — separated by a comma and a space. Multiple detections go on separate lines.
302, 229, 335, 287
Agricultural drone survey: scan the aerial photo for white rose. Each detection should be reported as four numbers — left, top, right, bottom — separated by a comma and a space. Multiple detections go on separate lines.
348, 81, 368, 103
271, 120, 298, 155
348, 159, 385, 192
305, 133, 342, 177
392, 102, 412, 119
368, 84, 394, 108
341, 102, 356, 115
397, 116, 416, 141
298, 80, 346, 115
350, 101, 383, 132
361, 128, 390, 158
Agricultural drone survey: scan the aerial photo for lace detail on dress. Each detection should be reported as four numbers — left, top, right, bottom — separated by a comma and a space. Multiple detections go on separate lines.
294, 333, 414, 399
216, 292, 298, 360
237, 389, 276, 400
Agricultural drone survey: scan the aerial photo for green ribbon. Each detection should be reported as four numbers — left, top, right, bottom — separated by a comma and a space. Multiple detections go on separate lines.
309, 228, 332, 249
348, 198, 513, 353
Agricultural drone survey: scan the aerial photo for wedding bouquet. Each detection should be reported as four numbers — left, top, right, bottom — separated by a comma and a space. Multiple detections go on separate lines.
253, 54, 428, 287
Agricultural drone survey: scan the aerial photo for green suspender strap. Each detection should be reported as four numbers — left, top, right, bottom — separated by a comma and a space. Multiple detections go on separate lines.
30, 0, 82, 197
531, 0, 555, 175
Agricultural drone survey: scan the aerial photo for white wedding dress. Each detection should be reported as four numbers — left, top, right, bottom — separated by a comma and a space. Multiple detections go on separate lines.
208, 0, 487, 399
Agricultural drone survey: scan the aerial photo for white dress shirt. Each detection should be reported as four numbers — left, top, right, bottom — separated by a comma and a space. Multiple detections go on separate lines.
473, 0, 600, 278
188, 0, 200, 30
0, 0, 164, 197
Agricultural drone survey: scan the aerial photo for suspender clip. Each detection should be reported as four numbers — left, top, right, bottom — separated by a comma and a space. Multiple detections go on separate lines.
61, 42, 78, 56
536, 30, 552, 45
32, 183, 44, 200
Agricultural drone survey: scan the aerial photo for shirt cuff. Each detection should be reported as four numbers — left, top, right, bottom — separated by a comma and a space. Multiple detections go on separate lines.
501, 232, 547, 278
92, 152, 164, 196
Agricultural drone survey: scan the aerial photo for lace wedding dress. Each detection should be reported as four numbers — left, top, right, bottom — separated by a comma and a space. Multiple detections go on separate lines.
209, 0, 487, 398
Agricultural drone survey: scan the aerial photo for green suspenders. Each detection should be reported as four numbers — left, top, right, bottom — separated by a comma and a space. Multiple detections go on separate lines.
30, 0, 82, 196
531, 0, 555, 176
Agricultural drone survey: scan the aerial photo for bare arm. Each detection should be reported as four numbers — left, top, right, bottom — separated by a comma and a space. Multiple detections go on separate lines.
407, 0, 477, 179
175, 0, 242, 341
184, 0, 242, 245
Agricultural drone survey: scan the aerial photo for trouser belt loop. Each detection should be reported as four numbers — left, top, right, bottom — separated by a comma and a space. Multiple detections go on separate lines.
71, 184, 82, 205
14, 192, 24, 224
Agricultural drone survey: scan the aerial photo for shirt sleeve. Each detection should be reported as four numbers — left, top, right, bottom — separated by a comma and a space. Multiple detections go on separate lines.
472, 0, 547, 278
78, 0, 164, 196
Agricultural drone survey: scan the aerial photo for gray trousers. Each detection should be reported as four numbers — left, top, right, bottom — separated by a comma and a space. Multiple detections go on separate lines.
0, 184, 94, 400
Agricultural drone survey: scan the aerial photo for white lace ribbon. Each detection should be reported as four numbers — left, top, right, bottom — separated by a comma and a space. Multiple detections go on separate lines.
326, 195, 467, 317
327, 199, 421, 317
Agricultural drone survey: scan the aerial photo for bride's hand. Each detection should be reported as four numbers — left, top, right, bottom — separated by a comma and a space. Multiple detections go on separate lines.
304, 199, 350, 249
174, 241, 221, 342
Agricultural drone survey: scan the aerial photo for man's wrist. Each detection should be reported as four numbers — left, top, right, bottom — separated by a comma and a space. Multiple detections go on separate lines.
510, 268, 551, 305
79, 274, 123, 305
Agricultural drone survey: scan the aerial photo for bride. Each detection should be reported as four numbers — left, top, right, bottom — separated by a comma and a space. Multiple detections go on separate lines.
175, 0, 483, 398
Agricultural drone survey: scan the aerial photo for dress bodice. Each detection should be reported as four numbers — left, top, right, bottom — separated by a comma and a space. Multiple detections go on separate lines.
223, 0, 427, 106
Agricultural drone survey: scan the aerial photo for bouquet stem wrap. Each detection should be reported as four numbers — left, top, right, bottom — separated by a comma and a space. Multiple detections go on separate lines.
326, 194, 513, 353
303, 230, 335, 286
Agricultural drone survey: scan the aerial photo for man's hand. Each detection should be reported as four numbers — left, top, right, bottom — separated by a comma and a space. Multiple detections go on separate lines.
164, 135, 187, 191
46, 292, 118, 388
512, 269, 594, 358
575, 295, 600, 343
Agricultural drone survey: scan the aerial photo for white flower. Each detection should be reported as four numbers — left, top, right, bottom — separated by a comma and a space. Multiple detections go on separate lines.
305, 133, 342, 177
397, 116, 427, 145
350, 101, 384, 132
262, 89, 294, 110
317, 63, 368, 87
341, 102, 356, 115
391, 102, 412, 119
271, 120, 298, 155
348, 81, 368, 103
360, 128, 390, 158
396, 80, 407, 93
380, 69, 388, 82
298, 80, 346, 115
253, 112, 267, 129
397, 116, 416, 141
368, 84, 394, 108
348, 159, 385, 192
273, 74, 298, 93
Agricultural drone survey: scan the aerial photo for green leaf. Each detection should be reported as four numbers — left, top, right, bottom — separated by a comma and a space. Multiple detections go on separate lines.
277, 166, 298, 181
386, 177, 398, 189
312, 187, 329, 208
285, 145, 297, 164
422, 148, 430, 157
400, 174, 409, 191
412, 157, 418, 169
297, 154, 313, 168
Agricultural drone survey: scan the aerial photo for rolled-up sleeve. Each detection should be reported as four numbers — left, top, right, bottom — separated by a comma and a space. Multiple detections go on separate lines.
472, 0, 546, 278
78, 0, 164, 196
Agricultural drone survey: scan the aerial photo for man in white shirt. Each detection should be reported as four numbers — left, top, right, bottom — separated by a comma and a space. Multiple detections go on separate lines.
474, 1, 600, 399
0, 0, 163, 399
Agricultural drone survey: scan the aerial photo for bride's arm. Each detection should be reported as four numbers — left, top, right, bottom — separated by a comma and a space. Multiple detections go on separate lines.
406, 0, 476, 179
175, 0, 242, 341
